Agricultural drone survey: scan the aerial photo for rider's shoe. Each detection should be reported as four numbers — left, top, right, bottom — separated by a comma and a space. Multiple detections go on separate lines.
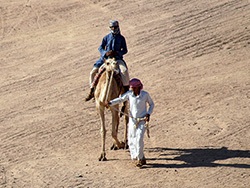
85, 88, 95, 101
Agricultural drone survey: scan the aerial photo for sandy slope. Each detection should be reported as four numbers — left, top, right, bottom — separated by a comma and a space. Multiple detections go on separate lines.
0, 0, 250, 187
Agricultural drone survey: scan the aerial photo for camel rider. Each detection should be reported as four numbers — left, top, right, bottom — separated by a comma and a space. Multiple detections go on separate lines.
85, 20, 130, 101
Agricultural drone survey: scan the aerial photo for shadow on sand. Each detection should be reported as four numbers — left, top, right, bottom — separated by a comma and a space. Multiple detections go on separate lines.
144, 146, 250, 169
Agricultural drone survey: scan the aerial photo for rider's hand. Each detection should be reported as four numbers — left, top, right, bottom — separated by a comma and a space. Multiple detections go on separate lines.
145, 114, 150, 122
105, 50, 113, 57
105, 50, 117, 57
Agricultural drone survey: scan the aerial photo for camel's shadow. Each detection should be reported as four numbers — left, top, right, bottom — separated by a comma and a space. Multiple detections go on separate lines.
144, 146, 250, 169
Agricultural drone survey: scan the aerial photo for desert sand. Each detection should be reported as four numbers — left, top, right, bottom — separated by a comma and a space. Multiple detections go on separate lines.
0, 0, 250, 187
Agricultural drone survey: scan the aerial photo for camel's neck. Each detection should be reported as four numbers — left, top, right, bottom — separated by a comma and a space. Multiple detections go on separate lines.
100, 71, 113, 103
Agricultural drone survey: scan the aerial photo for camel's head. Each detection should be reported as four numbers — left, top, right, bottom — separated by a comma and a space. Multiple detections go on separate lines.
104, 58, 119, 73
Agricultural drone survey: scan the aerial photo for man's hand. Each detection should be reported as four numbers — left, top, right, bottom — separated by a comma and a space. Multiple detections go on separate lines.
104, 101, 111, 108
105, 50, 117, 57
105, 50, 112, 57
145, 114, 150, 122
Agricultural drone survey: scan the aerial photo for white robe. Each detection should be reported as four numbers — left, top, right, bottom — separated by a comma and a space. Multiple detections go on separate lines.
110, 90, 154, 160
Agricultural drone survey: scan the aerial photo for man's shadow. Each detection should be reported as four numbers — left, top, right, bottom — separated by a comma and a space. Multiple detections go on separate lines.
144, 146, 250, 168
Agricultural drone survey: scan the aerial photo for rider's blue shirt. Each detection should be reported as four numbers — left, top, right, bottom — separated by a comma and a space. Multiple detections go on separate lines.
94, 32, 128, 68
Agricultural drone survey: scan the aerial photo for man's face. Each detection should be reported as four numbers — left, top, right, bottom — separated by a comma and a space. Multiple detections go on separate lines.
131, 87, 140, 95
109, 26, 119, 34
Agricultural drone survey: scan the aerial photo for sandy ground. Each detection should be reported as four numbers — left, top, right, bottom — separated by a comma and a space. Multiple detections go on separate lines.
0, 0, 250, 187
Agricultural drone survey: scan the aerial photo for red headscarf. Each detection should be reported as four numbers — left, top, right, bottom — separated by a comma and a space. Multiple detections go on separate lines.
129, 78, 143, 89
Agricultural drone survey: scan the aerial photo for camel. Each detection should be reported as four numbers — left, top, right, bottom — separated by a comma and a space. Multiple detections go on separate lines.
94, 58, 129, 161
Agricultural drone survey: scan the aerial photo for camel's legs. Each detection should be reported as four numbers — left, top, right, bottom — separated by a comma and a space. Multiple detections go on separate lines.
111, 105, 122, 149
123, 103, 129, 149
98, 105, 107, 161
